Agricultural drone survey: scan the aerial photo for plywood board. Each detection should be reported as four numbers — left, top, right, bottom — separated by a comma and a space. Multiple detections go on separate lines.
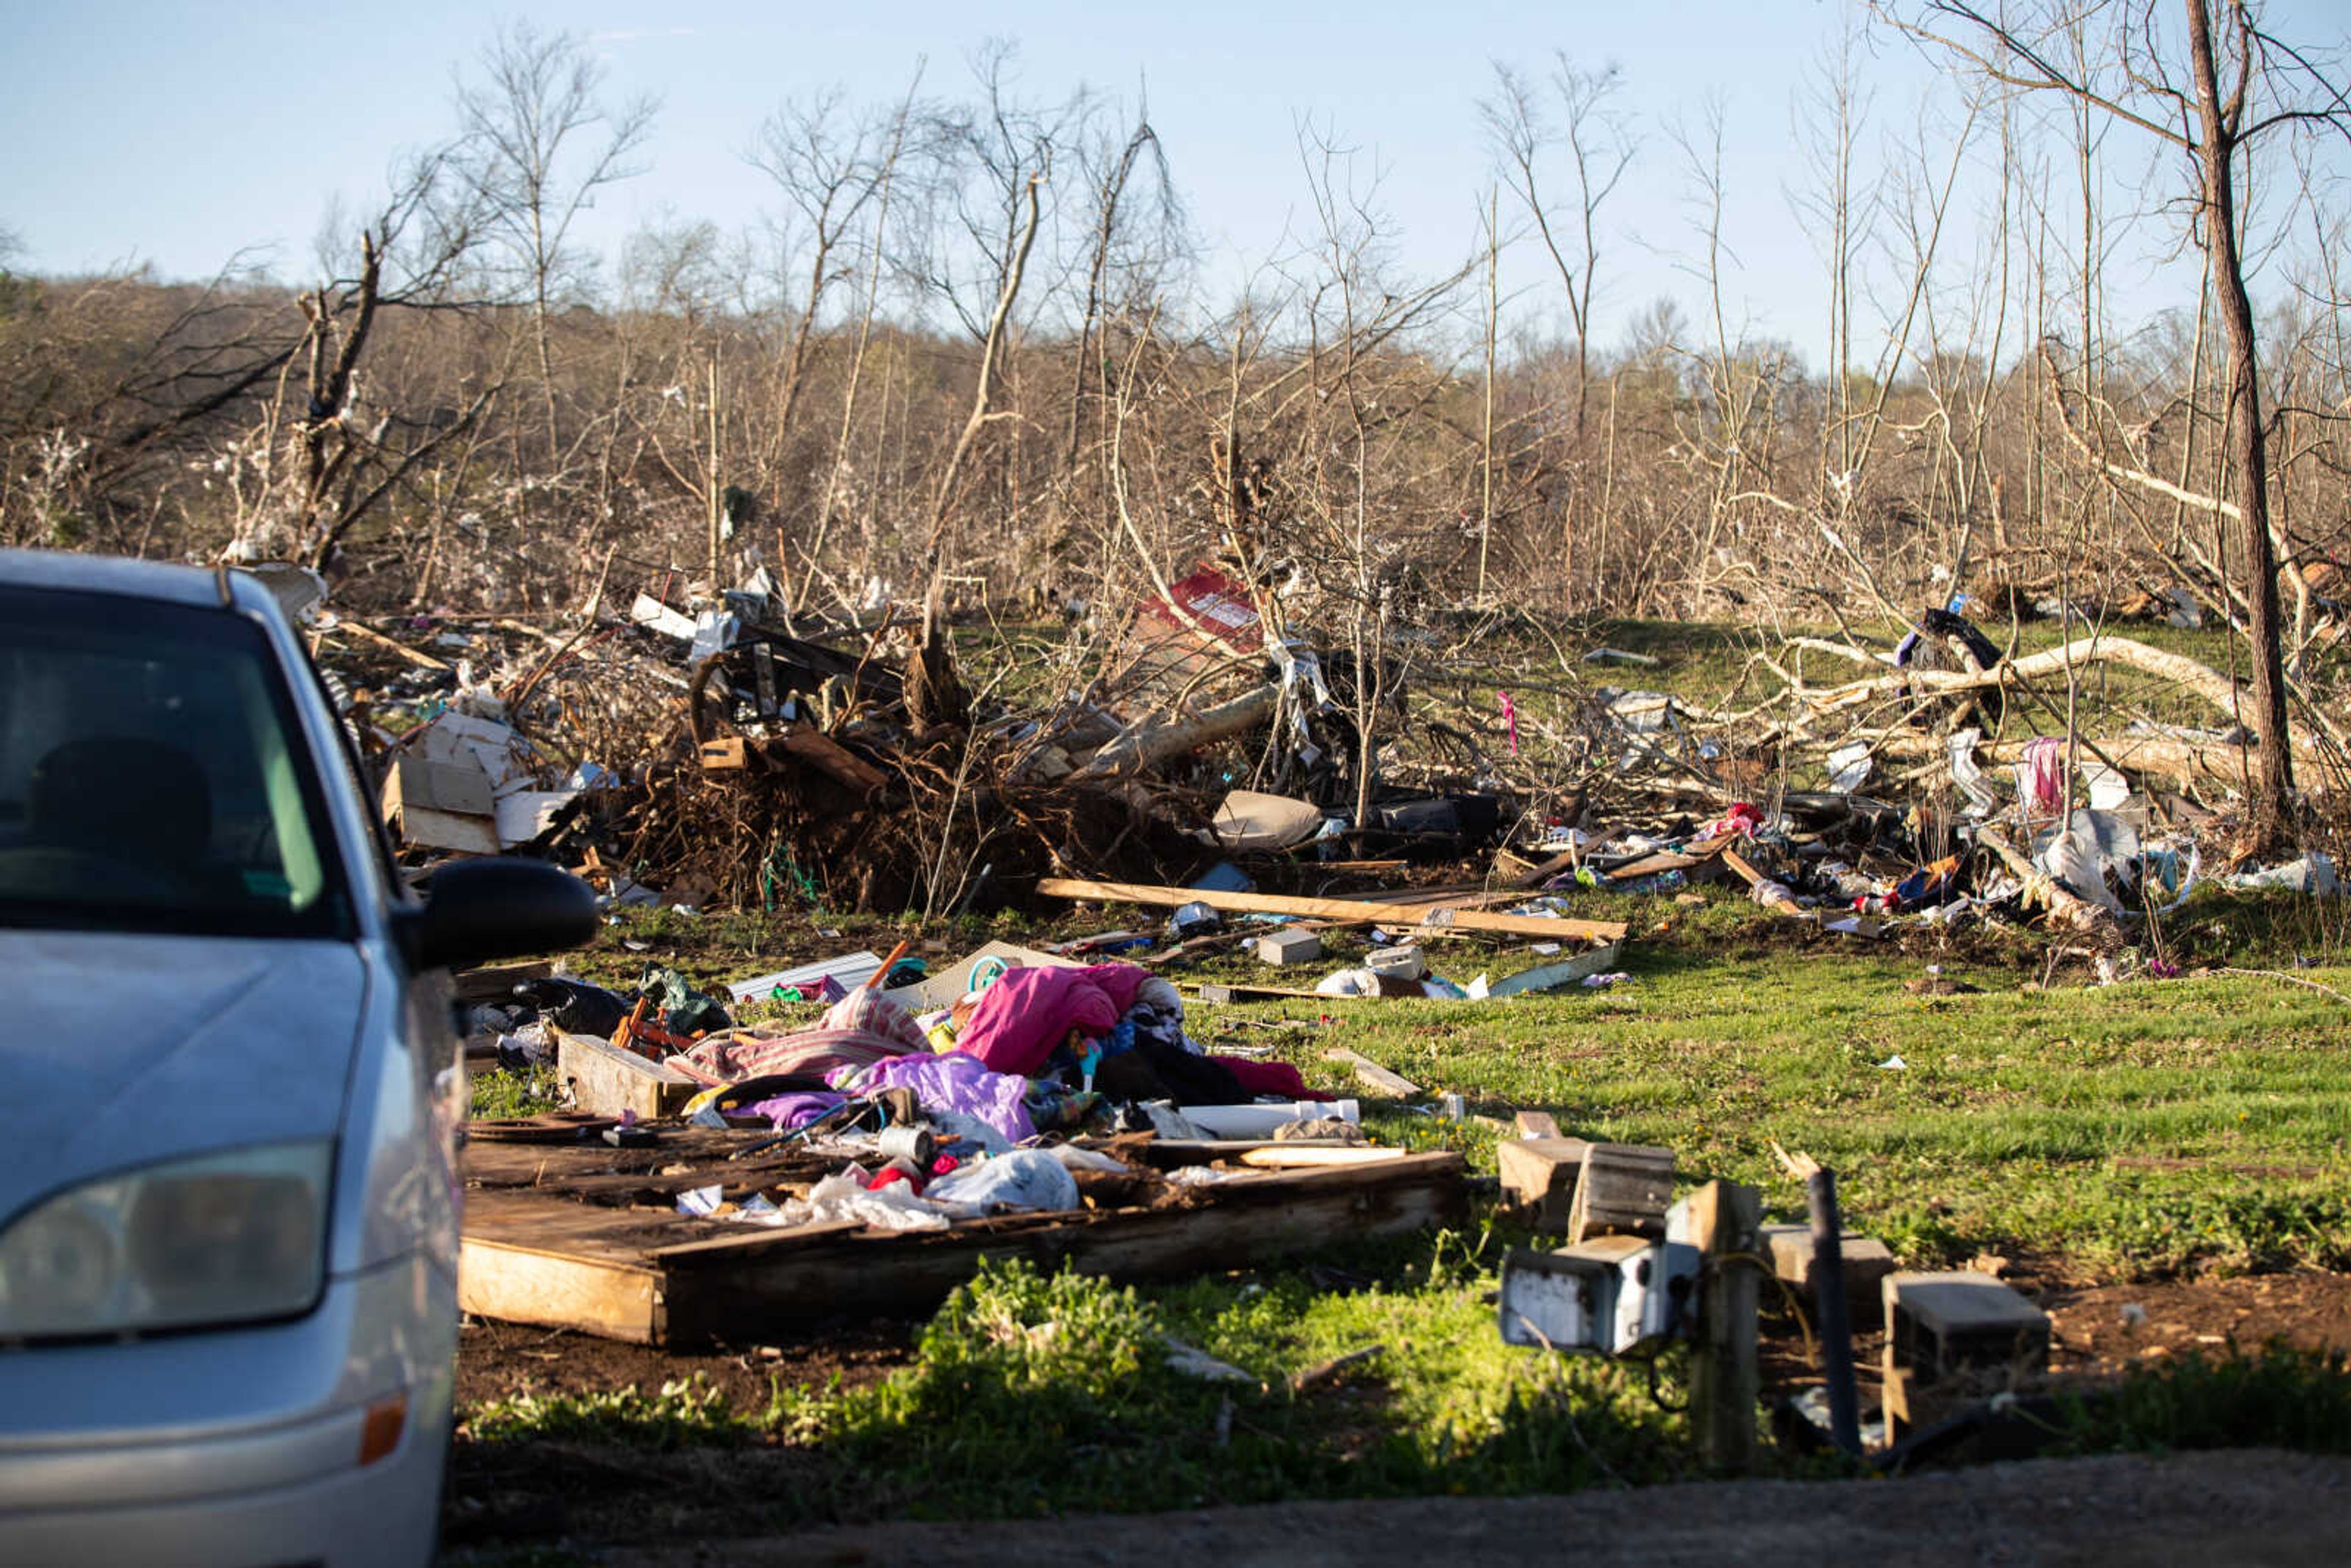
459, 1148, 1465, 1346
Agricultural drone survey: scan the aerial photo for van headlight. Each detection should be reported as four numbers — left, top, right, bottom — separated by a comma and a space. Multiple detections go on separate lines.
0, 1141, 331, 1338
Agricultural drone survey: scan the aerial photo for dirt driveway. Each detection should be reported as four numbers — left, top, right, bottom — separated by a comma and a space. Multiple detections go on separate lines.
593, 1448, 2350, 1567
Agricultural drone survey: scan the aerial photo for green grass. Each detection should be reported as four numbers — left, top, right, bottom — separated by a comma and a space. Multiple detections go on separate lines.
2060, 1343, 2351, 1456
1259, 940, 2351, 1280
464, 1376, 754, 1450
457, 1257, 2351, 1527
468, 1062, 561, 1120
473, 1253, 1697, 1522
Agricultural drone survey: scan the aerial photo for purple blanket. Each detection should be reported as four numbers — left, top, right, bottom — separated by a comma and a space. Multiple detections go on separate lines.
829, 1051, 1037, 1144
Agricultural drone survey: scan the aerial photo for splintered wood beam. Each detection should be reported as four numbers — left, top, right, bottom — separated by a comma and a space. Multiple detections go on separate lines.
1321, 1046, 1425, 1098
1076, 685, 1280, 778
1034, 877, 1627, 943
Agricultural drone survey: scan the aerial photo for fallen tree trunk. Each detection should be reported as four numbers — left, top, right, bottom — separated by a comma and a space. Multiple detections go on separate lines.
1799, 636, 2249, 727
1078, 685, 1280, 778
1875, 728, 2319, 794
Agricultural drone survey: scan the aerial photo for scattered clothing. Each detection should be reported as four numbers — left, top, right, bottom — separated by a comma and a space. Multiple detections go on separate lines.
828, 1050, 1037, 1145
956, 962, 1153, 1077
671, 988, 925, 1085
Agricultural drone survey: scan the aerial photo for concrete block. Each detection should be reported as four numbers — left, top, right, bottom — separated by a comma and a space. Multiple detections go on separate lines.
1761, 1223, 1897, 1307
1882, 1269, 2050, 1388
1253, 927, 1324, 966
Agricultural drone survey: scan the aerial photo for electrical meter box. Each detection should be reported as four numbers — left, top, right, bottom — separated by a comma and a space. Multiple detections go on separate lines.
1500, 1236, 1700, 1356
1610, 1238, 1701, 1354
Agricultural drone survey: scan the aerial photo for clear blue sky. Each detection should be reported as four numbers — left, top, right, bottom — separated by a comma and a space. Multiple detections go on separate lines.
6, 1, 2342, 367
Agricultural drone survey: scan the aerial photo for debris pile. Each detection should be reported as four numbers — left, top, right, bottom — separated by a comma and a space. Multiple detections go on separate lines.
306, 567, 2342, 967
458, 937, 1464, 1341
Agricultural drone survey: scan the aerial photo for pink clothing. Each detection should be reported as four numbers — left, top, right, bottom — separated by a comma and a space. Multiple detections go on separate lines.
956, 962, 1153, 1078
1213, 1057, 1330, 1101
670, 988, 926, 1085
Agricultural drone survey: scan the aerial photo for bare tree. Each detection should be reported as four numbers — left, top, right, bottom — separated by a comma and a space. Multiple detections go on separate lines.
1484, 54, 1638, 440
799, 68, 924, 615
749, 87, 906, 490
899, 45, 1073, 726
1891, 0, 2351, 845
456, 21, 656, 468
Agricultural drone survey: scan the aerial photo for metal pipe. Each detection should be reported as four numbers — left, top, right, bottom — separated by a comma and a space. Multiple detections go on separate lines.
1806, 1167, 1864, 1455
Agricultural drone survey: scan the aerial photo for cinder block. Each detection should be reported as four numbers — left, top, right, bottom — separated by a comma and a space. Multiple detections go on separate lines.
1253, 927, 1324, 965
1882, 1270, 2050, 1387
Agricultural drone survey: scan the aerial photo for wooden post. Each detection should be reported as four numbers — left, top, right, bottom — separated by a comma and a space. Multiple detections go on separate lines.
1685, 1179, 1762, 1473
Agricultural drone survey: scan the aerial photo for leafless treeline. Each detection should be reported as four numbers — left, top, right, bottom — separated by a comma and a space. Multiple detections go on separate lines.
4, 5, 2348, 664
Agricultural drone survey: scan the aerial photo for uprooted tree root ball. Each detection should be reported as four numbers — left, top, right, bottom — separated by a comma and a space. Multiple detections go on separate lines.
610, 724, 1210, 913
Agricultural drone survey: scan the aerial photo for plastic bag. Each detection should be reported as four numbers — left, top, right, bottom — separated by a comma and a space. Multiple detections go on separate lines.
923, 1148, 1081, 1214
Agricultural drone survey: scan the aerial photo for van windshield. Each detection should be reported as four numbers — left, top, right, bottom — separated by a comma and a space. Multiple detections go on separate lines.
0, 587, 353, 939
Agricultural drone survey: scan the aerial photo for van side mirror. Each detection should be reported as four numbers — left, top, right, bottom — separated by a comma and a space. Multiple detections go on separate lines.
397, 857, 601, 971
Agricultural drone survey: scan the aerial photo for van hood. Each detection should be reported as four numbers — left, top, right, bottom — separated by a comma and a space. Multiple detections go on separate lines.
0, 932, 365, 1222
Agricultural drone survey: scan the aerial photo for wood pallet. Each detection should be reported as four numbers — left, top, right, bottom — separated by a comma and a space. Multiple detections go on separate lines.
457, 1131, 1465, 1345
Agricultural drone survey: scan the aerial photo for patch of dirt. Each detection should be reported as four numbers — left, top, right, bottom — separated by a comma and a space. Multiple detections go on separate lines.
443, 1438, 833, 1552
2045, 1269, 2351, 1371
1752, 1267, 2351, 1418
447, 1316, 915, 1551
456, 1313, 913, 1412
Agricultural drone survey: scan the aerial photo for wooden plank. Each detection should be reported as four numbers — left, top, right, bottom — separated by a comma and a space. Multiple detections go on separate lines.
330, 618, 453, 670
1482, 940, 1626, 998
458, 1239, 664, 1345
1237, 1146, 1410, 1168
651, 1218, 868, 1264
1603, 850, 1702, 881
1504, 847, 1580, 889
452, 959, 555, 1005
1513, 1110, 1562, 1138
464, 1125, 782, 1182
1684, 1180, 1762, 1474
660, 1151, 1466, 1343
460, 1188, 688, 1263
1130, 1139, 1360, 1165
1569, 1142, 1674, 1244
1321, 1046, 1423, 1098
1037, 877, 1628, 943
556, 1030, 699, 1120
771, 726, 890, 792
